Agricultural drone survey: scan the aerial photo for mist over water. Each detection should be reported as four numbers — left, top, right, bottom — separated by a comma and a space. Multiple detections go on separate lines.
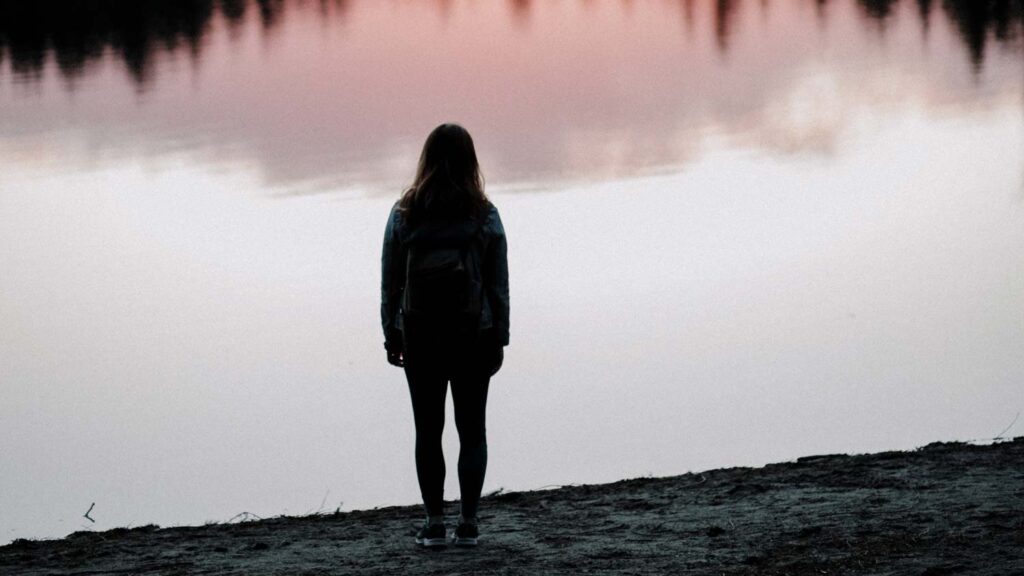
1, 0, 1022, 542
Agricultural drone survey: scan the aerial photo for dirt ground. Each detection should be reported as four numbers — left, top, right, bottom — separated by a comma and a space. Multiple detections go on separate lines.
3, 437, 1022, 575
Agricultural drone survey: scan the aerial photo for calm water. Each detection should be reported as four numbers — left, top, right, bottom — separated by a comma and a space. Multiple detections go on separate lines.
1, 0, 1022, 542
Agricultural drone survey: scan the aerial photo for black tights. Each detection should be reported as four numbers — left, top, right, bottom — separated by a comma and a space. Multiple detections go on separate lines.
403, 337, 491, 519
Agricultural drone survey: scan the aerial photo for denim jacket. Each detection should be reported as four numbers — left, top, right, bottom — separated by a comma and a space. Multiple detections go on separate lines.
381, 201, 509, 352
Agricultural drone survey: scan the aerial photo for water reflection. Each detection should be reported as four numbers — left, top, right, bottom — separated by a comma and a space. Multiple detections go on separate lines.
0, 0, 1018, 195
1, 0, 1021, 89
0, 0, 349, 86
714, 0, 739, 52
0, 1, 219, 86
939, 0, 1024, 69
858, 0, 899, 20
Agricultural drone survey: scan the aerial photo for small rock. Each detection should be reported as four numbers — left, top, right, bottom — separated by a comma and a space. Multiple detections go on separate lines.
706, 526, 726, 537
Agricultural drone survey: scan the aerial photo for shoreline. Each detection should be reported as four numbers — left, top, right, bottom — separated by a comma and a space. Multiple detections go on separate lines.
3, 437, 1022, 575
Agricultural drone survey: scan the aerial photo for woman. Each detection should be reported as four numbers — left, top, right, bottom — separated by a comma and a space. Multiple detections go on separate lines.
380, 123, 509, 548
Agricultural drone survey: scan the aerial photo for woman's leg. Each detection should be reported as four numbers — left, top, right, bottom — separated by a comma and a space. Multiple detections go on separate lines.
450, 369, 490, 520
404, 357, 448, 518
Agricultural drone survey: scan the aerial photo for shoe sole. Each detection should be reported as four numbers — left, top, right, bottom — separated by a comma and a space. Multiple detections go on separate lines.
453, 536, 478, 546
416, 537, 448, 548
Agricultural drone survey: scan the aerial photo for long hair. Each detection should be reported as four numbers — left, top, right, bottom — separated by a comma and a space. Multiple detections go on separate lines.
399, 123, 488, 222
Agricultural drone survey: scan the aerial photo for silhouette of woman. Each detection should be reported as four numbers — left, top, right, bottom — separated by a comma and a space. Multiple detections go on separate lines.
381, 123, 509, 547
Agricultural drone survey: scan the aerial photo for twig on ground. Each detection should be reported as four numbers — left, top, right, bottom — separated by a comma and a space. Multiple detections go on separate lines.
696, 474, 708, 484
537, 483, 577, 490
84, 503, 95, 523
316, 490, 330, 514
483, 487, 505, 498
227, 512, 263, 523
994, 411, 1021, 440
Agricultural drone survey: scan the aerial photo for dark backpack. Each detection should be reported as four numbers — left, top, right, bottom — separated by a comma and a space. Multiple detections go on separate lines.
401, 220, 485, 335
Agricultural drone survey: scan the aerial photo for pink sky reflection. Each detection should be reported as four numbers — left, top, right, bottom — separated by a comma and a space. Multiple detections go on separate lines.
0, 0, 1020, 194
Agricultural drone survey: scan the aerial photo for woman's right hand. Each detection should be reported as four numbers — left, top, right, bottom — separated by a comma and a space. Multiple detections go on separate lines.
387, 350, 404, 368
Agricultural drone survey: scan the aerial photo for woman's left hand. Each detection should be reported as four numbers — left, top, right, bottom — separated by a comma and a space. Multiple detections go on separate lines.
488, 346, 504, 377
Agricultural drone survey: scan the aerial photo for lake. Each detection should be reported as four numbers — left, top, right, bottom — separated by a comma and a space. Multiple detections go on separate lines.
1, 0, 1022, 543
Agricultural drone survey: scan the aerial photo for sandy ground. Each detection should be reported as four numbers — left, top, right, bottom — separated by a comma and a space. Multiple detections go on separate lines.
2, 438, 1022, 575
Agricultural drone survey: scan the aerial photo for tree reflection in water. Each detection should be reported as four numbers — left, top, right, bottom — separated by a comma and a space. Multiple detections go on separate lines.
0, 0, 1020, 89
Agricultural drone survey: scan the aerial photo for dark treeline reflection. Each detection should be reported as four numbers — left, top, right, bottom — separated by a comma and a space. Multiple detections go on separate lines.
0, 0, 1021, 88
0, 0, 309, 86
849, 0, 1024, 69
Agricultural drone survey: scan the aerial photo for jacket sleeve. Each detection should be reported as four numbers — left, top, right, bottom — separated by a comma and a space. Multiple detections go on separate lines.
380, 204, 404, 352
484, 208, 510, 346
